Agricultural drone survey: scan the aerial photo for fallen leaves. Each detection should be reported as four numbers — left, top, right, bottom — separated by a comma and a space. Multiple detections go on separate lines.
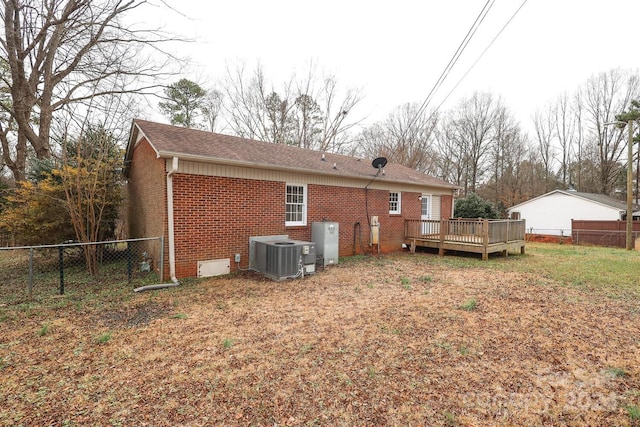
1, 253, 639, 426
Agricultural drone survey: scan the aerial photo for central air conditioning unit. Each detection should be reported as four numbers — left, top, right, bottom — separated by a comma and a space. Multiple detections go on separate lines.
251, 238, 316, 281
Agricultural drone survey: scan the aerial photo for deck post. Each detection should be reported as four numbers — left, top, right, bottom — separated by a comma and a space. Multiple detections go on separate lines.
482, 219, 489, 261
438, 218, 446, 257
503, 219, 509, 257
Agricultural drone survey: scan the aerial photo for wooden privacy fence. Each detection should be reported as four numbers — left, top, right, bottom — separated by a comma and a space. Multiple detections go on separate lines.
572, 220, 640, 249
404, 218, 526, 260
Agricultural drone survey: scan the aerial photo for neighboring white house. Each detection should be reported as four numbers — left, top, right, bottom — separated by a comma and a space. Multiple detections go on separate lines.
507, 189, 628, 236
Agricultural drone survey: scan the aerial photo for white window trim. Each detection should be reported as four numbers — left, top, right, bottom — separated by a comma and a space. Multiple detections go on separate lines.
421, 194, 432, 219
389, 191, 401, 215
285, 183, 307, 226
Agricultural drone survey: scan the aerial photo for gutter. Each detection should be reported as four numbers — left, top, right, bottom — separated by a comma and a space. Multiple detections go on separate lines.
134, 156, 180, 292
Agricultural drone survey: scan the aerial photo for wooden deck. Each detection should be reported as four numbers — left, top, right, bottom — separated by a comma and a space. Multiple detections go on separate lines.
404, 218, 526, 261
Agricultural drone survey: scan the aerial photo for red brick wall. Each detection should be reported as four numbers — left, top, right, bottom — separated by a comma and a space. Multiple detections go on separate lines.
169, 174, 426, 277
128, 144, 449, 279
126, 138, 168, 278
297, 187, 421, 254
171, 174, 286, 278
441, 194, 453, 219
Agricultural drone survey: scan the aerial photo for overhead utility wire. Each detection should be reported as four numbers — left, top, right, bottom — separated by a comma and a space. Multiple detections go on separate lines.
405, 0, 495, 133
432, 0, 529, 115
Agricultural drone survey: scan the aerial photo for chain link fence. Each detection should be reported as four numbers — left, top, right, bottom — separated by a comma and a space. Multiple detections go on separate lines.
0, 237, 163, 304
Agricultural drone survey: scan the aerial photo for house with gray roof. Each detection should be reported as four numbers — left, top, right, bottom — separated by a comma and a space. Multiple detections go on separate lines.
124, 119, 457, 280
507, 189, 632, 236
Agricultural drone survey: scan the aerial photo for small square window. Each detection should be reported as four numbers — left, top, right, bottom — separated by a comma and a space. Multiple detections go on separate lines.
389, 192, 401, 214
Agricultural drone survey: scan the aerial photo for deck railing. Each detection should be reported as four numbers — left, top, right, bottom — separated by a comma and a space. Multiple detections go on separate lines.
405, 218, 526, 245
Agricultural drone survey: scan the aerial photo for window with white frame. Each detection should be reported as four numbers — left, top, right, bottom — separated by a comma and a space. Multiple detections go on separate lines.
285, 184, 307, 226
389, 191, 401, 214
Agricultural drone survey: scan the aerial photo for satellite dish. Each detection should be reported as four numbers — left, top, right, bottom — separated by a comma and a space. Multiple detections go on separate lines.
371, 157, 387, 169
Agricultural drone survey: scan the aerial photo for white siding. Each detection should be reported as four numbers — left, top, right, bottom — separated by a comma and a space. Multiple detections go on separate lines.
509, 192, 622, 236
431, 195, 441, 220
170, 159, 453, 195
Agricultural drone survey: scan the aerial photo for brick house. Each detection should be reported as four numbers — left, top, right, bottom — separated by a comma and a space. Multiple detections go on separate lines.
124, 119, 457, 280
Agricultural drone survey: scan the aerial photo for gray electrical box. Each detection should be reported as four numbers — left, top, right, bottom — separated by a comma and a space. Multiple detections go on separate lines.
312, 222, 339, 267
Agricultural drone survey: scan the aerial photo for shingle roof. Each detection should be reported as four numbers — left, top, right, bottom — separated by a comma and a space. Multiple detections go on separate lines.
127, 119, 456, 189
569, 191, 629, 210
508, 189, 632, 211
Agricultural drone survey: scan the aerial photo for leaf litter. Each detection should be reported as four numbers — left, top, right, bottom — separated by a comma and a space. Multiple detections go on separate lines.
1, 253, 639, 426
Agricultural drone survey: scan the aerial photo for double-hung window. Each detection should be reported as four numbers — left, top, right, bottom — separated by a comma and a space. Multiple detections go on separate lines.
286, 184, 307, 226
389, 192, 401, 215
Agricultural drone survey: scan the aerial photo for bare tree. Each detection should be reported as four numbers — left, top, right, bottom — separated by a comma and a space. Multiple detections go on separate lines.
223, 63, 293, 143
532, 104, 557, 192
201, 87, 223, 132
487, 106, 529, 209
580, 69, 640, 194
553, 92, 579, 187
571, 90, 586, 190
223, 62, 363, 152
0, 0, 180, 181
292, 93, 322, 149
499, 138, 531, 207
357, 102, 438, 174
445, 92, 502, 195
514, 151, 553, 203
435, 116, 466, 185
314, 76, 363, 153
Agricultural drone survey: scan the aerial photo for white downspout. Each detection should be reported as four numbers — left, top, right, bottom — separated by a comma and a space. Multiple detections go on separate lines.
166, 156, 179, 284
133, 156, 180, 292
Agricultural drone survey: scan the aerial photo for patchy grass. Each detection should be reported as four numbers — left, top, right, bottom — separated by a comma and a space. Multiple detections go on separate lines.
459, 298, 478, 311
495, 243, 640, 297
606, 367, 629, 378
627, 404, 640, 421
0, 243, 639, 425
95, 332, 112, 344
38, 324, 49, 337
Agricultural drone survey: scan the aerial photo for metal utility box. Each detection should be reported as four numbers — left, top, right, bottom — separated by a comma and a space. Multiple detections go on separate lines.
197, 258, 230, 277
253, 239, 316, 281
312, 221, 339, 266
370, 215, 379, 245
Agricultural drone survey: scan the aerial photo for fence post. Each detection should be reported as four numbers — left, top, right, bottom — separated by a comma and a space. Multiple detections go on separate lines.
28, 247, 34, 300
159, 236, 164, 281
58, 245, 64, 295
127, 241, 133, 283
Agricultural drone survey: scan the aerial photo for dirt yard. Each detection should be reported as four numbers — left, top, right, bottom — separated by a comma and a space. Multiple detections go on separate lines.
1, 251, 639, 426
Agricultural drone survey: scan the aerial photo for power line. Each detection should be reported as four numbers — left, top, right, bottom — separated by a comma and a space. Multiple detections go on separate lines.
433, 0, 529, 115
406, 0, 495, 132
